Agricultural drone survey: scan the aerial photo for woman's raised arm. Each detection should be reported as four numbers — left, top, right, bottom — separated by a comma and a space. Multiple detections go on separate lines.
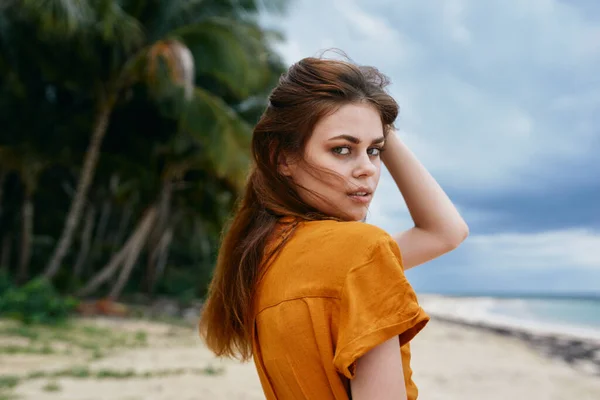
382, 131, 469, 270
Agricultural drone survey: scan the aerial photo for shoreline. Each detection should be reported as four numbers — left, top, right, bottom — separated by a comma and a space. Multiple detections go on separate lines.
427, 314, 600, 376
418, 294, 600, 377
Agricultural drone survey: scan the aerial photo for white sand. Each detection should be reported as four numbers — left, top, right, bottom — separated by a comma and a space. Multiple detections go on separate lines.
411, 319, 600, 400
3, 316, 600, 399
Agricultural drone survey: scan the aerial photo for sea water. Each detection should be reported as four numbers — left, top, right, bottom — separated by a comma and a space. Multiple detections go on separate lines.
419, 293, 600, 340
489, 296, 600, 328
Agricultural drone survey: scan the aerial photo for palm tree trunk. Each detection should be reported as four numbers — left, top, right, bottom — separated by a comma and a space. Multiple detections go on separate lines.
144, 182, 171, 293
89, 199, 112, 265
44, 99, 114, 280
111, 198, 134, 250
109, 207, 158, 299
149, 227, 173, 295
77, 206, 157, 297
76, 237, 131, 297
17, 191, 33, 284
73, 204, 96, 279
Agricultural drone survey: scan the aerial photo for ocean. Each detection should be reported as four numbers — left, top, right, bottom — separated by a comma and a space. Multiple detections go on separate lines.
418, 293, 600, 340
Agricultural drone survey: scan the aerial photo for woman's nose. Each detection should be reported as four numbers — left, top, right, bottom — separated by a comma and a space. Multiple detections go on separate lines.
352, 154, 377, 178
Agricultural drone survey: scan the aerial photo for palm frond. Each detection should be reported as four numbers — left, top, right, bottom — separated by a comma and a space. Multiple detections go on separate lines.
180, 87, 253, 189
144, 0, 205, 40
171, 17, 272, 98
19, 0, 93, 36
144, 0, 284, 40
94, 0, 145, 53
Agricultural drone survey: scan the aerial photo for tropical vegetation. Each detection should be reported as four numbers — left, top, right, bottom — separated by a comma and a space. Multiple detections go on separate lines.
0, 0, 288, 312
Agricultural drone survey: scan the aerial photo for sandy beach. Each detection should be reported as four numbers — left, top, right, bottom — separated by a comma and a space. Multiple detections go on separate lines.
411, 318, 600, 399
2, 300, 600, 399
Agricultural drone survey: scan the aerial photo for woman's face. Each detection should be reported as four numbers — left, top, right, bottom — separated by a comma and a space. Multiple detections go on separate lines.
280, 102, 385, 221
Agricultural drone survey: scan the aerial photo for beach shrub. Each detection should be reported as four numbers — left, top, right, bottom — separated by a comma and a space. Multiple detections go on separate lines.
0, 278, 78, 325
0, 271, 12, 294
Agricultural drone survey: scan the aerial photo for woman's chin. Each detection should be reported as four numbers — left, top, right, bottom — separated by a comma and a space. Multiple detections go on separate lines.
341, 210, 368, 222
315, 202, 368, 222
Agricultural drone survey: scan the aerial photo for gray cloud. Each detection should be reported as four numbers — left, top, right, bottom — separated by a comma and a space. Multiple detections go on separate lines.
262, 0, 600, 292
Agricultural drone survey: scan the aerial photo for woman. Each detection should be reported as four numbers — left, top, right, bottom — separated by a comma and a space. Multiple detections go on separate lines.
199, 56, 469, 399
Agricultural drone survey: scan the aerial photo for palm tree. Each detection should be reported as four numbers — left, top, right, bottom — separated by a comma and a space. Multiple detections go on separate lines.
0, 146, 48, 283
9, 0, 288, 280
76, 77, 266, 298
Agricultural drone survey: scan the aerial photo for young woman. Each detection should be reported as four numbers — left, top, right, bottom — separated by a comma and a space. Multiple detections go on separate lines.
199, 56, 469, 399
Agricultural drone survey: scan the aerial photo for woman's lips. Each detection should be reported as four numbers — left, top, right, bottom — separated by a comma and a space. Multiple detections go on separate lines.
347, 193, 372, 204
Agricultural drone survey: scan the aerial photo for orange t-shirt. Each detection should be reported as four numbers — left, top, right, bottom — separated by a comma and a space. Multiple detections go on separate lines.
252, 217, 430, 399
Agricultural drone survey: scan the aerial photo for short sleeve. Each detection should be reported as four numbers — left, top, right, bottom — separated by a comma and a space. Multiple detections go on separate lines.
332, 235, 430, 379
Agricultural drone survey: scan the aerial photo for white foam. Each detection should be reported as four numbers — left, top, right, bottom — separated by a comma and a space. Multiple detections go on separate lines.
418, 294, 600, 342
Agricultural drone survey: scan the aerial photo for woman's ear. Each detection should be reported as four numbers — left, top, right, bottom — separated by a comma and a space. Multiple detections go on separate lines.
278, 153, 293, 176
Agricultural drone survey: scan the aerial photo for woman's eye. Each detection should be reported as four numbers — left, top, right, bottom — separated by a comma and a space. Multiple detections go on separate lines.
332, 146, 351, 155
332, 146, 383, 157
368, 147, 382, 156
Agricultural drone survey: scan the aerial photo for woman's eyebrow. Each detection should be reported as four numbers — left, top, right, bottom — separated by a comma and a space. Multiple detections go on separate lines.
328, 134, 385, 145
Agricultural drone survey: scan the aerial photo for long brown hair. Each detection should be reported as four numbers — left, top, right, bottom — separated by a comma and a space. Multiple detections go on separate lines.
198, 54, 399, 360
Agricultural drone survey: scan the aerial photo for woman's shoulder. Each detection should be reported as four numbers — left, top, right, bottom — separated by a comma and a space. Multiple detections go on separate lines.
327, 219, 390, 239
259, 219, 402, 304
296, 219, 396, 256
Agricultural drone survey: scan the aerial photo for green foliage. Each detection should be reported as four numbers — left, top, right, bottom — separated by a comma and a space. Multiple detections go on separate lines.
0, 271, 12, 294
0, 376, 19, 390
41, 381, 61, 392
0, 0, 288, 299
0, 278, 78, 325
0, 343, 55, 355
0, 320, 149, 360
4, 365, 225, 393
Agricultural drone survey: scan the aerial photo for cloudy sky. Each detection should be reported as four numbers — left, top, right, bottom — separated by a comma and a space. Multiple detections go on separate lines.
262, 0, 600, 294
